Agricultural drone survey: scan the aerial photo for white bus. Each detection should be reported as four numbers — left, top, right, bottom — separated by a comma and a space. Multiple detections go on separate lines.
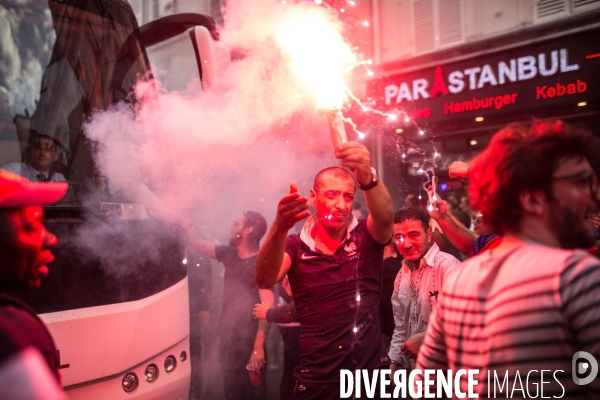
1, 0, 219, 398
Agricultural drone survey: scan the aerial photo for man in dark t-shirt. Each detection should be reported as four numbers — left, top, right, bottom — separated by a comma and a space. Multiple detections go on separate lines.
184, 211, 273, 400
256, 142, 394, 399
0, 170, 67, 399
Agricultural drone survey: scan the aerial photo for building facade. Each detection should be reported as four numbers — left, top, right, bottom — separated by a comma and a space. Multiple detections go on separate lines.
368, 0, 600, 207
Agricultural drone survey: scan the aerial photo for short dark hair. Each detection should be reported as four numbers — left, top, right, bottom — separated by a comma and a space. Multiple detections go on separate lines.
394, 207, 430, 232
469, 120, 600, 235
29, 131, 60, 149
403, 194, 424, 209
243, 211, 267, 250
313, 167, 356, 193
453, 211, 471, 230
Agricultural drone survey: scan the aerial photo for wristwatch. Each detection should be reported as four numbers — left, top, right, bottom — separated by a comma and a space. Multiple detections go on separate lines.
357, 167, 379, 191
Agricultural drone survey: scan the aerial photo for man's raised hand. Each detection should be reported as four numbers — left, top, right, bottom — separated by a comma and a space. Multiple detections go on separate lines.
426, 185, 448, 220
274, 182, 310, 231
334, 142, 372, 187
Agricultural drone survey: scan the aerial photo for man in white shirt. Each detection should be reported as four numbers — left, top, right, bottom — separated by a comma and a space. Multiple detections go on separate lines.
389, 207, 461, 375
2, 134, 66, 182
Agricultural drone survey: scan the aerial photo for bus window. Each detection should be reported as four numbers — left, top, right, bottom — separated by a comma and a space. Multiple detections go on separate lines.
0, 0, 150, 193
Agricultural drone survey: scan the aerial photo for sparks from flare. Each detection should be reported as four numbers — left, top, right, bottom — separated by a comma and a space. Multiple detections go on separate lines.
276, 1, 438, 181
275, 3, 420, 141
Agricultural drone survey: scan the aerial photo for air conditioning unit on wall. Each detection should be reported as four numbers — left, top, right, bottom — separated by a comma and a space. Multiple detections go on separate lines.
412, 0, 464, 55
534, 0, 600, 23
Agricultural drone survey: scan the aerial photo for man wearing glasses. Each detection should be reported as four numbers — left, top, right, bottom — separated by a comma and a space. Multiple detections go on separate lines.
417, 121, 600, 398
2, 133, 66, 182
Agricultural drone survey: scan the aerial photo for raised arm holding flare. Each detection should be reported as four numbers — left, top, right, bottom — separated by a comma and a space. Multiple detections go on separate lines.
426, 190, 479, 257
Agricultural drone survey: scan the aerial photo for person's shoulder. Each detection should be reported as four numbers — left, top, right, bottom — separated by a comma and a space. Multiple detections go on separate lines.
285, 233, 302, 249
0, 347, 67, 400
0, 307, 21, 352
516, 243, 594, 271
560, 248, 600, 275
284, 234, 302, 263
1, 162, 23, 173
353, 217, 388, 246
214, 245, 236, 262
355, 218, 369, 233
0, 303, 42, 359
434, 246, 461, 268
51, 172, 66, 182
440, 251, 483, 288
435, 248, 461, 264
472, 233, 500, 256
287, 232, 301, 241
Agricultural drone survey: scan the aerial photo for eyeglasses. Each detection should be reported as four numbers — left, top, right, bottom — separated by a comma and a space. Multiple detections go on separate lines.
32, 140, 56, 152
471, 214, 483, 222
552, 170, 599, 196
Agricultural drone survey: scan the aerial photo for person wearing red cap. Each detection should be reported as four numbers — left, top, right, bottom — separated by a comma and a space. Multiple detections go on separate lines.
0, 170, 67, 399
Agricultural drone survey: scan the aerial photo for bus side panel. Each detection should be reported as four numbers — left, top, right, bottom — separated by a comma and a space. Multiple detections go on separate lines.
64, 337, 190, 399
40, 278, 190, 391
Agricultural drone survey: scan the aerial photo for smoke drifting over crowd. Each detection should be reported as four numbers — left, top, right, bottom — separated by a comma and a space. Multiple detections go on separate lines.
84, 0, 360, 239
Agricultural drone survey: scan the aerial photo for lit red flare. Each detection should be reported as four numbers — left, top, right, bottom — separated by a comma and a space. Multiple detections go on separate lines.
275, 6, 357, 110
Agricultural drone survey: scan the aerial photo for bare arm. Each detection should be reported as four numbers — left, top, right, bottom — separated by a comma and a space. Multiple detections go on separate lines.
336, 142, 394, 244
255, 182, 310, 288
364, 182, 395, 244
248, 289, 275, 371
401, 332, 426, 359
253, 302, 299, 324
427, 191, 478, 257
182, 221, 217, 258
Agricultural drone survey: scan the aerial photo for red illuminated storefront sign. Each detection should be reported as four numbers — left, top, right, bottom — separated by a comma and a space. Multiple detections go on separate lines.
368, 29, 600, 125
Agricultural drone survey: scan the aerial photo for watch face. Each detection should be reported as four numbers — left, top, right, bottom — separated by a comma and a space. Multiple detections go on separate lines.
358, 168, 379, 190
371, 167, 379, 182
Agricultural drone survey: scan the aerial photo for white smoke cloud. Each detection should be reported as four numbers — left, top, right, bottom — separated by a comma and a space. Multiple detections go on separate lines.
84, 0, 356, 240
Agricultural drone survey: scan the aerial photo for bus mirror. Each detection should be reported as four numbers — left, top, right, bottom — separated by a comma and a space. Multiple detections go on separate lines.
189, 25, 217, 90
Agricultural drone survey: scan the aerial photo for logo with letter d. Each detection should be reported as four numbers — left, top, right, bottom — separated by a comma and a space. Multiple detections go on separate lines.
572, 351, 598, 385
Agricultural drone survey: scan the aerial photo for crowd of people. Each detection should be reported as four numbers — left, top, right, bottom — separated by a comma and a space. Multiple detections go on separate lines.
1, 119, 599, 399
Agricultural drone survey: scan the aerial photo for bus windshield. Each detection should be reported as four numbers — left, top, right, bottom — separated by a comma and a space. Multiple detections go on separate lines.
2, 0, 187, 313
0, 0, 150, 197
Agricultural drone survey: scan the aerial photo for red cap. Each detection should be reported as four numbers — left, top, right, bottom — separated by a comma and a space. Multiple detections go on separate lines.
0, 170, 68, 207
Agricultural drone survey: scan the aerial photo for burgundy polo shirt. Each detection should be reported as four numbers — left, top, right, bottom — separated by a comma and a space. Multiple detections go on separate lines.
285, 216, 390, 383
